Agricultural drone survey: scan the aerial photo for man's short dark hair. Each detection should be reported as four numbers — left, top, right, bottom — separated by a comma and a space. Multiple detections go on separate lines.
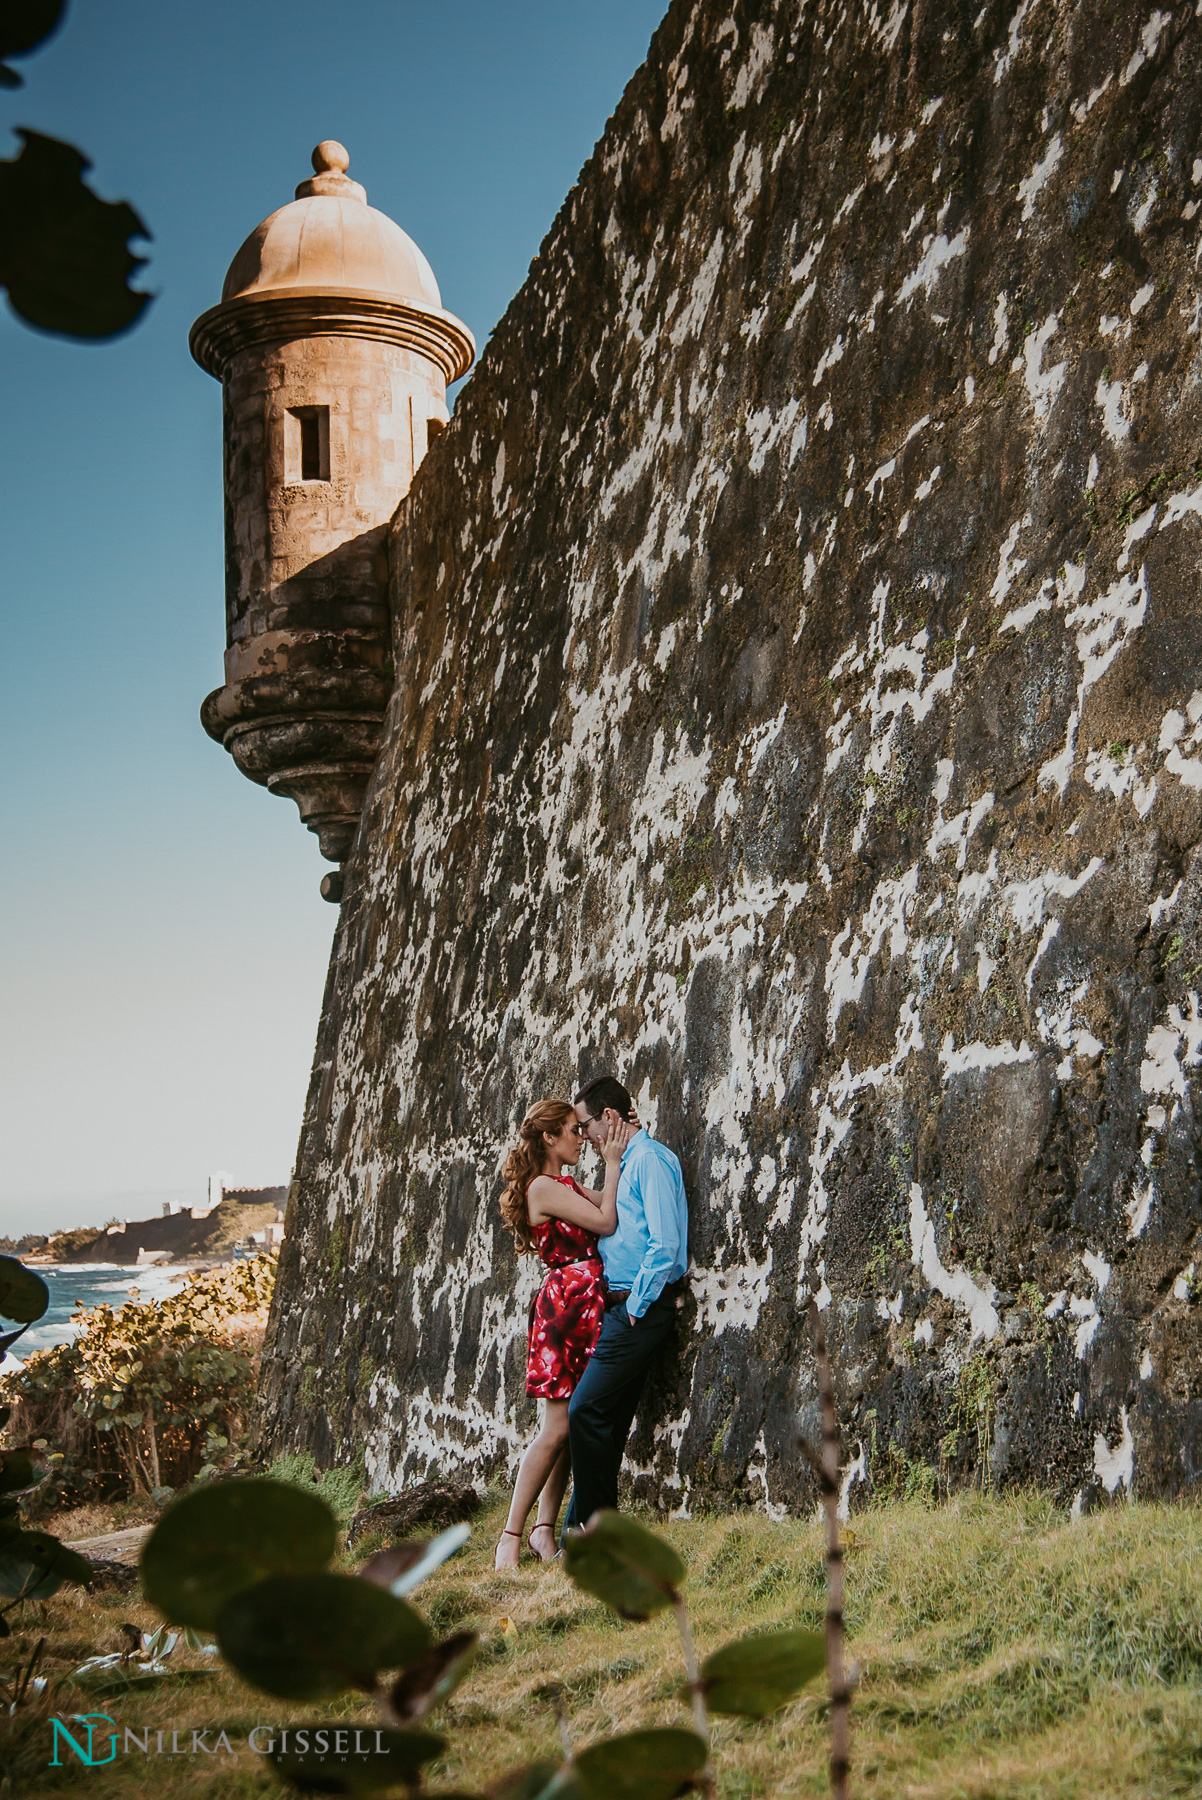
575, 1075, 636, 1122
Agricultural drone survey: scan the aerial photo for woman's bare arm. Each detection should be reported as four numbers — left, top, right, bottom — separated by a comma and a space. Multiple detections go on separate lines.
528, 1120, 633, 1237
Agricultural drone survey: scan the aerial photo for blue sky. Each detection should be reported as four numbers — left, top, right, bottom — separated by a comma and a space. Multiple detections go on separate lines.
0, 0, 668, 1236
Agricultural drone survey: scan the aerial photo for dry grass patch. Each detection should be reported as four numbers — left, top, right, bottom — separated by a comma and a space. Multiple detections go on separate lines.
2, 1491, 1201, 1797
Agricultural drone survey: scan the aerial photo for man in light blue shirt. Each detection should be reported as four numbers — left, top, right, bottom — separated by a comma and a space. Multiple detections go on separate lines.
564, 1074, 688, 1531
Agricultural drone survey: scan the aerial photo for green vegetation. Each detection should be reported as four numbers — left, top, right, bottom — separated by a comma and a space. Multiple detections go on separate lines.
132, 1485, 821, 1797
5, 1257, 1202, 1796
328, 1225, 347, 1280
2, 1492, 1202, 1795
263, 1451, 366, 1530
865, 1423, 938, 1507
1, 1257, 276, 1505
941, 1355, 998, 1491
1017, 1281, 1055, 1373
0, 1256, 97, 1635
297, 1365, 322, 1405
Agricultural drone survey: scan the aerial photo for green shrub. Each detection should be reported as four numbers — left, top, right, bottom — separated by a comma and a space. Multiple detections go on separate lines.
263, 1450, 365, 1527
0, 1256, 276, 1506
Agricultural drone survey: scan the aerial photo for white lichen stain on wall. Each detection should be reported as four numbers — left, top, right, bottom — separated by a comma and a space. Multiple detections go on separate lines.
1017, 133, 1063, 220
909, 1182, 1000, 1341
1093, 1407, 1134, 1493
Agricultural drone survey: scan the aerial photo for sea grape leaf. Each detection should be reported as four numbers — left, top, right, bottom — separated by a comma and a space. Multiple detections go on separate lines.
270, 1726, 445, 1793
0, 129, 151, 337
140, 1477, 337, 1629
0, 1556, 54, 1605
0, 0, 67, 87
17, 1529, 92, 1584
388, 1629, 478, 1722
573, 1728, 707, 1800
217, 1572, 431, 1700
0, 1527, 92, 1600
562, 1512, 684, 1620
0, 1254, 50, 1324
0, 1452, 41, 1497
696, 1626, 825, 1717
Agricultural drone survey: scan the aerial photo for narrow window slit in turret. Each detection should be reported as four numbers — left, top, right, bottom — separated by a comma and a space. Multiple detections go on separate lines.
288, 406, 329, 483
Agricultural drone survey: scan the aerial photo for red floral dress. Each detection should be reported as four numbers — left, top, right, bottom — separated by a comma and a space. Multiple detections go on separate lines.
526, 1177, 605, 1399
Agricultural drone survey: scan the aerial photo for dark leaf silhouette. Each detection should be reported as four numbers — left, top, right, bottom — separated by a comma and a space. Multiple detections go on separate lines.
217, 1572, 430, 1700
0, 129, 151, 337
0, 1451, 39, 1497
0, 0, 67, 88
0, 1526, 92, 1601
0, 1253, 49, 1324
359, 1524, 470, 1597
140, 1477, 338, 1629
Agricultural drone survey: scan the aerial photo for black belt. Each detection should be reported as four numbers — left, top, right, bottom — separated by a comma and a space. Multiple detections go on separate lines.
604, 1278, 683, 1313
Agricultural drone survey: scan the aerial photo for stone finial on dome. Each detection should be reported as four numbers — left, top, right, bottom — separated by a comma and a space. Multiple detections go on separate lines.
295, 139, 366, 203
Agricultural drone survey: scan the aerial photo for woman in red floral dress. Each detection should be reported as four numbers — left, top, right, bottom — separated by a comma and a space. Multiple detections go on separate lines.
495, 1098, 631, 1569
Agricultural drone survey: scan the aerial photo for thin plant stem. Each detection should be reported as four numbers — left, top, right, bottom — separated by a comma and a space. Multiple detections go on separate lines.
146, 1404, 161, 1490
548, 1684, 574, 1764
672, 1594, 714, 1798
809, 1301, 851, 1800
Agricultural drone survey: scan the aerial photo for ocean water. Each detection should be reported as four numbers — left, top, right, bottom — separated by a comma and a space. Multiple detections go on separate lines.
1, 1263, 188, 1370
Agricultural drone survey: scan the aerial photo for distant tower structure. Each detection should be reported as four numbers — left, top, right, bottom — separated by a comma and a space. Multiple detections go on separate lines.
190, 142, 474, 889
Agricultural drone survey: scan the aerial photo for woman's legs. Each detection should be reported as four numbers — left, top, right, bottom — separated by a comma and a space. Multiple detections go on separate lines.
495, 1399, 570, 1570
528, 1442, 570, 1559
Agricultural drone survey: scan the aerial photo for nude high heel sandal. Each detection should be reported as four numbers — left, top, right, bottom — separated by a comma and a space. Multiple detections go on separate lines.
527, 1522, 559, 1562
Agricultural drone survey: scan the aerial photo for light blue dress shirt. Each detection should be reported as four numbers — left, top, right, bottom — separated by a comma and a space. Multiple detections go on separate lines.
598, 1130, 689, 1318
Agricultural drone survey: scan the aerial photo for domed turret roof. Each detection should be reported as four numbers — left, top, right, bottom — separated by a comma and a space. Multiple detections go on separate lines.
220, 140, 443, 311
191, 140, 474, 384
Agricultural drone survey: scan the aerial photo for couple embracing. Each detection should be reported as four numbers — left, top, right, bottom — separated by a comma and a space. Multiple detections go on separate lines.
494, 1075, 688, 1568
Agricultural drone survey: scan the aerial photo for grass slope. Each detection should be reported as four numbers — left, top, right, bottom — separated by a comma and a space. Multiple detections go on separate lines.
3, 1492, 1201, 1796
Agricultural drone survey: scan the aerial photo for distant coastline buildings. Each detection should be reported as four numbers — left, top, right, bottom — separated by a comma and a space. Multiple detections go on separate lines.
16, 1181, 288, 1266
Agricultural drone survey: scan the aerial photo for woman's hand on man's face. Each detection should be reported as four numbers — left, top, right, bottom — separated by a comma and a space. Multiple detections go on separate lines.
600, 1114, 637, 1163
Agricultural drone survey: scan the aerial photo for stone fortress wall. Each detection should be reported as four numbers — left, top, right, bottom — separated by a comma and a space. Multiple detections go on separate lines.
255, 0, 1202, 1512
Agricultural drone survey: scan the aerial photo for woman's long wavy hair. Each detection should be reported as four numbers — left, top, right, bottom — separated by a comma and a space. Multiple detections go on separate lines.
499, 1098, 576, 1255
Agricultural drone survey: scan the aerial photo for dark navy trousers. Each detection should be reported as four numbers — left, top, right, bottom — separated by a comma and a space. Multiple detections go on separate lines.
564, 1287, 676, 1533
